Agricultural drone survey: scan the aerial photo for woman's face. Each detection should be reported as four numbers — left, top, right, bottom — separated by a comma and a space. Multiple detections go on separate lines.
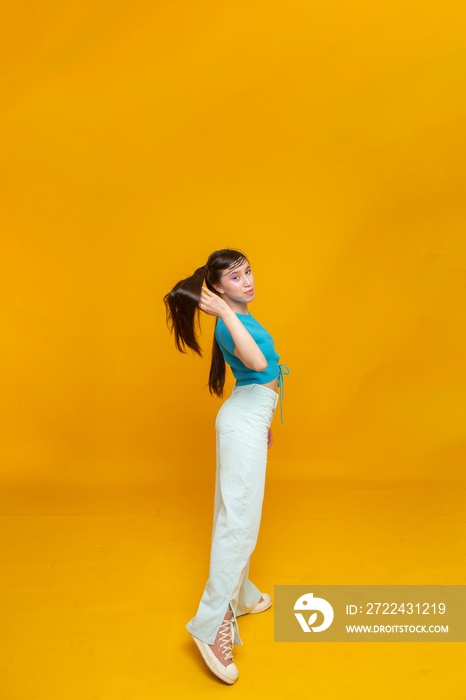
214, 259, 255, 304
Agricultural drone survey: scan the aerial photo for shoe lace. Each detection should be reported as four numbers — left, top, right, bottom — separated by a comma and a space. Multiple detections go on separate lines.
217, 618, 234, 660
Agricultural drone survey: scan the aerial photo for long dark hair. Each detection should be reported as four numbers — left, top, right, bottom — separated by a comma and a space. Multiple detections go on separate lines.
163, 248, 249, 397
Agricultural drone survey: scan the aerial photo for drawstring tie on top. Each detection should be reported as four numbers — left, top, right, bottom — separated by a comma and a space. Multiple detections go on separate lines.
277, 364, 290, 424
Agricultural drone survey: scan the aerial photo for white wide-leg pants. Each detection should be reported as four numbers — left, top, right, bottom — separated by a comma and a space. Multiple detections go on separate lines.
186, 383, 279, 646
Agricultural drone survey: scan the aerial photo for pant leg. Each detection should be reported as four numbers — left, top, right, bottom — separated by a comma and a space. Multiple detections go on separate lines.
211, 480, 261, 623
210, 407, 265, 614
232, 556, 262, 617
186, 384, 278, 646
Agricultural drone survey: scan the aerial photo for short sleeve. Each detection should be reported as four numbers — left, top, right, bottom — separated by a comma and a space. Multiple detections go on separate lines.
215, 319, 236, 357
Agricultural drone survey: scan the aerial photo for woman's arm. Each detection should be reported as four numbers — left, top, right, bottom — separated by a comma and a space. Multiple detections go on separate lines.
198, 287, 267, 372
222, 307, 267, 372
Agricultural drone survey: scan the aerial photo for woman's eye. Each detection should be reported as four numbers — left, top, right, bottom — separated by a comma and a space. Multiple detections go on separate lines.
231, 269, 251, 280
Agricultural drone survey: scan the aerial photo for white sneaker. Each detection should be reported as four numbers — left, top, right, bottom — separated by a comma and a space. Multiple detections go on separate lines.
248, 593, 272, 614
190, 611, 239, 684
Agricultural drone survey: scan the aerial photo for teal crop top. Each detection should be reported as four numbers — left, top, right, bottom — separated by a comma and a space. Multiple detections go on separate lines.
215, 311, 290, 423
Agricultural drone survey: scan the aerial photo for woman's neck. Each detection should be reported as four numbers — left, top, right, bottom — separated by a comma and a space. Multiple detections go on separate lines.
225, 299, 250, 315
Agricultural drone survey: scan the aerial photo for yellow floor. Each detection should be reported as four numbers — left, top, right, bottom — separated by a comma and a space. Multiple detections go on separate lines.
1, 478, 465, 699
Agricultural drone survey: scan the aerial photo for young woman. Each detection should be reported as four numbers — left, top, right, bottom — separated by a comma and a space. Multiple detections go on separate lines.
163, 248, 290, 684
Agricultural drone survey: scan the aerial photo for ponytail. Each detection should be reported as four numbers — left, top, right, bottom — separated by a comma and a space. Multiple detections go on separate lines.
163, 248, 249, 398
163, 266, 206, 355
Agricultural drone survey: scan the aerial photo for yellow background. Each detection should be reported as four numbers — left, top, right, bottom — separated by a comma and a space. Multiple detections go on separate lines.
1, 1, 465, 698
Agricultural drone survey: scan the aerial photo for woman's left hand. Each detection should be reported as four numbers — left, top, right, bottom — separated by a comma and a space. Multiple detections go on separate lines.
267, 428, 273, 449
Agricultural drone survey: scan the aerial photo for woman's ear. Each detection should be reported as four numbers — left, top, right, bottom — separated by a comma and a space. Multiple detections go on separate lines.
212, 285, 224, 295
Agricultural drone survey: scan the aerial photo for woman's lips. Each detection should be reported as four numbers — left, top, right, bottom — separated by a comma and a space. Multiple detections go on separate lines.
245, 289, 254, 295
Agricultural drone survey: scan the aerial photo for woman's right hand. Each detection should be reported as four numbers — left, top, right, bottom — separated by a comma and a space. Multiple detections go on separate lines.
198, 286, 230, 318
